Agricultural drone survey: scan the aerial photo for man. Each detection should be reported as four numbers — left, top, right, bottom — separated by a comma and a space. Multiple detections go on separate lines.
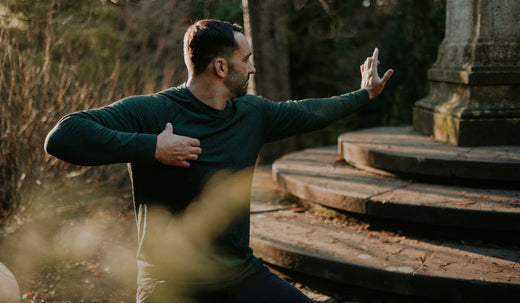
45, 19, 393, 302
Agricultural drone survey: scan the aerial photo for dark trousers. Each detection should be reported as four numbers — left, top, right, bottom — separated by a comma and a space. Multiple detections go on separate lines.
146, 263, 314, 303
193, 265, 314, 303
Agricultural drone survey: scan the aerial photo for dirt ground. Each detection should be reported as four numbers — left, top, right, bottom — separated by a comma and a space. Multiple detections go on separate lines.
0, 179, 137, 303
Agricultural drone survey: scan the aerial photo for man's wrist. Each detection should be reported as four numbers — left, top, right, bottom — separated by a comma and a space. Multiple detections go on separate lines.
136, 133, 158, 163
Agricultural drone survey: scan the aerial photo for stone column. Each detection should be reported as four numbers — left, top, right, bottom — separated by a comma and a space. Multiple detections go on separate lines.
413, 0, 520, 146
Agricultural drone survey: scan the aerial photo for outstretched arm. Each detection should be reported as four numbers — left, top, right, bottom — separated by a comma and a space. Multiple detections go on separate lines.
260, 48, 393, 142
260, 89, 370, 142
360, 48, 393, 100
44, 110, 157, 166
45, 96, 201, 167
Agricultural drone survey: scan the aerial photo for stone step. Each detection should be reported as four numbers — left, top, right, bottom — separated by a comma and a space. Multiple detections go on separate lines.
338, 126, 520, 185
272, 147, 520, 233
249, 166, 520, 302
250, 207, 520, 303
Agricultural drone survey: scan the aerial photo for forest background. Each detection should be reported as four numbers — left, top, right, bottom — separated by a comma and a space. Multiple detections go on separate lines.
0, 0, 445, 225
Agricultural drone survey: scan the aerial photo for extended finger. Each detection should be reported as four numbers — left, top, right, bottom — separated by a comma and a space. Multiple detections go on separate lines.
189, 138, 201, 147
369, 58, 375, 70
178, 135, 200, 146
179, 160, 190, 168
185, 153, 199, 160
191, 146, 202, 155
372, 48, 379, 61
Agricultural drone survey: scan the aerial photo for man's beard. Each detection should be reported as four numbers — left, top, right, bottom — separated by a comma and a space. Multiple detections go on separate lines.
225, 65, 249, 98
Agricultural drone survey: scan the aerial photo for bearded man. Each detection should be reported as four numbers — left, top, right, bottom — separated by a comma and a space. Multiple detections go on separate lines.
45, 19, 393, 303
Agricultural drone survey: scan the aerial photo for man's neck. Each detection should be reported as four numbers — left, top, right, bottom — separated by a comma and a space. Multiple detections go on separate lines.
186, 76, 232, 110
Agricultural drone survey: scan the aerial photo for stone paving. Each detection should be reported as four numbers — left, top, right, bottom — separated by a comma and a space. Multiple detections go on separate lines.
338, 126, 520, 183
273, 148, 520, 232
250, 163, 520, 302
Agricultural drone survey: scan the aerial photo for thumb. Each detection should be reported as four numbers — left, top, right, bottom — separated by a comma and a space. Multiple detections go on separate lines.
164, 122, 174, 134
382, 69, 394, 84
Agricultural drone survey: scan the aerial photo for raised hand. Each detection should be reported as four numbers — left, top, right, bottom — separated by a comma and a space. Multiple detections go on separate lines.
360, 48, 394, 100
155, 123, 202, 167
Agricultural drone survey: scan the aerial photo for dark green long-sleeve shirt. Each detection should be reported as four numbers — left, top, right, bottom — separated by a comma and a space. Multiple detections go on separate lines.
45, 84, 370, 285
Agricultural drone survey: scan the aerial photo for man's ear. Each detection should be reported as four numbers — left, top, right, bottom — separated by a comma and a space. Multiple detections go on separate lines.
213, 57, 227, 79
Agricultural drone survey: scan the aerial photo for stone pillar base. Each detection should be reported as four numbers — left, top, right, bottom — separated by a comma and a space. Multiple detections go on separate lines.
413, 79, 520, 146
412, 0, 520, 147
413, 105, 520, 146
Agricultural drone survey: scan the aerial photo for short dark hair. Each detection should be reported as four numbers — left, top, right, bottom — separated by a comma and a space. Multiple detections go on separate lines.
183, 19, 243, 75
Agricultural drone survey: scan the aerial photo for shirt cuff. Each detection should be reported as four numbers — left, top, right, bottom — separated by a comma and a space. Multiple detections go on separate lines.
135, 133, 158, 164
338, 89, 371, 109
352, 89, 370, 103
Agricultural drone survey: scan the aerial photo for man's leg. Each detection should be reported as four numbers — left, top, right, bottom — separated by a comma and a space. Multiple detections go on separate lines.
195, 263, 314, 303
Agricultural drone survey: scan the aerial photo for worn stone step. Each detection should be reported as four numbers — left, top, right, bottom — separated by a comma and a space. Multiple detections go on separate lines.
272, 148, 520, 232
338, 126, 520, 184
250, 207, 520, 303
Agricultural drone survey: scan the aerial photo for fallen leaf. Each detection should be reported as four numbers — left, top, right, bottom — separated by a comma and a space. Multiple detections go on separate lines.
334, 157, 346, 164
456, 201, 477, 206
291, 207, 306, 213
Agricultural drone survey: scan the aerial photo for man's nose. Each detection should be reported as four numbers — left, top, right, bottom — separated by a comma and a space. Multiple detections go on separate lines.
249, 64, 256, 75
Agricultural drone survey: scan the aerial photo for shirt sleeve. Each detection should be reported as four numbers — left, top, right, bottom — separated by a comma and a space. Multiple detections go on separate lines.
44, 95, 160, 166
261, 89, 370, 142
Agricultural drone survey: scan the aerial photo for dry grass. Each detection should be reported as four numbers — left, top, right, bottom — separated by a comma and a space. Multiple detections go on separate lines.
0, 0, 190, 222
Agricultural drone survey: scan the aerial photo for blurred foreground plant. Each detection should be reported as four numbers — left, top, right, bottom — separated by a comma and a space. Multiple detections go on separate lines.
0, 167, 253, 302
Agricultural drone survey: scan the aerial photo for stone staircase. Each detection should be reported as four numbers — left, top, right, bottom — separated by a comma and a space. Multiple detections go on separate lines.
249, 126, 520, 303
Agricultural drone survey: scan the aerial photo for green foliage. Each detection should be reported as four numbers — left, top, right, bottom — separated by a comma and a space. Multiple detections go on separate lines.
376, 0, 446, 126
288, 0, 446, 148
190, 0, 244, 24
287, 0, 373, 99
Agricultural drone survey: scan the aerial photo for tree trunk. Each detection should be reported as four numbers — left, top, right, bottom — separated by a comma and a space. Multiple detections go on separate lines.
242, 0, 296, 164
